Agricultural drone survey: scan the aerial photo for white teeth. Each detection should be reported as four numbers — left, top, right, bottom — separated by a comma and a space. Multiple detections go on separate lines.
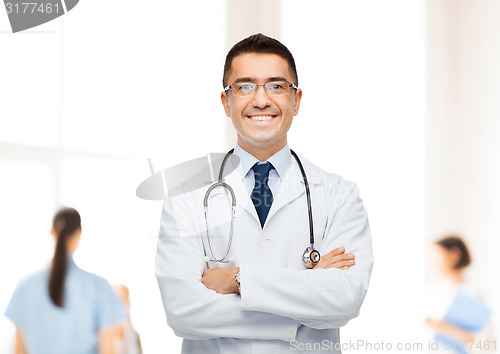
250, 115, 274, 121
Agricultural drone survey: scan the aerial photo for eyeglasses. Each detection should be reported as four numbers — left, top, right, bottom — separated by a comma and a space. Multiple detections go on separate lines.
224, 80, 298, 97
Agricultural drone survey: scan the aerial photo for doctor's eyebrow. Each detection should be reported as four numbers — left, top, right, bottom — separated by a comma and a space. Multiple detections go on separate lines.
232, 77, 257, 84
232, 76, 290, 84
266, 76, 289, 82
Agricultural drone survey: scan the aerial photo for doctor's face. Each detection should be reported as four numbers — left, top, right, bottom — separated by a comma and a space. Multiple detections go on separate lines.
221, 53, 302, 158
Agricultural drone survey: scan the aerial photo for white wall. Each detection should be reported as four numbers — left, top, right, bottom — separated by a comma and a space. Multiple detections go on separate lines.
2, 0, 498, 353
427, 0, 500, 345
282, 1, 427, 352
0, 1, 226, 352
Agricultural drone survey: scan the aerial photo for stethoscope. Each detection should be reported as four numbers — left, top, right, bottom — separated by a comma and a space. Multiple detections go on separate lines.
203, 149, 321, 269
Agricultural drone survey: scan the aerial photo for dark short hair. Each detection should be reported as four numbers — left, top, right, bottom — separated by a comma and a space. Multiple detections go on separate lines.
223, 33, 298, 87
436, 236, 471, 269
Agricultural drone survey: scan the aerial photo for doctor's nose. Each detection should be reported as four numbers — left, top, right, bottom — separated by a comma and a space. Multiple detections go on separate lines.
251, 85, 272, 109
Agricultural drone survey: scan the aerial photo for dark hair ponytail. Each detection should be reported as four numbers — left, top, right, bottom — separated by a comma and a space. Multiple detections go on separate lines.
48, 207, 81, 307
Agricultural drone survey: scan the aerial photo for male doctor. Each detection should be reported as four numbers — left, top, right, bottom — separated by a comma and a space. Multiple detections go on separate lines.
155, 34, 373, 353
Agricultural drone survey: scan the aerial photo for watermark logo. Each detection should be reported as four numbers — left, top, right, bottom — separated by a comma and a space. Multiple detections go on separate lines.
4, 0, 79, 33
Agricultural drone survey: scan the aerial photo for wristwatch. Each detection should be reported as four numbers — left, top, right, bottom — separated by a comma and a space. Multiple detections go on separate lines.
235, 270, 241, 294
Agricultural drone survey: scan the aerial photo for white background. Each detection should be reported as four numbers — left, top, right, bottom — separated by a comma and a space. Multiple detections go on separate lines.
1, 0, 499, 353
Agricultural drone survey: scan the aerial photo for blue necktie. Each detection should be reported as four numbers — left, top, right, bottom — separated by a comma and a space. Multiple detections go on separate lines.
251, 162, 274, 228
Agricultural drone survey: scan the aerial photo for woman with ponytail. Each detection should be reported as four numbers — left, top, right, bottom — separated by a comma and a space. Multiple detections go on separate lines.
5, 207, 127, 354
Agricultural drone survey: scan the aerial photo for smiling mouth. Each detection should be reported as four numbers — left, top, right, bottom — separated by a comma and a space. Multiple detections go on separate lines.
247, 115, 276, 121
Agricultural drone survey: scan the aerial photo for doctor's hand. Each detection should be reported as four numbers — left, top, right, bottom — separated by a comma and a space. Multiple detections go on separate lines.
202, 267, 239, 295
312, 247, 355, 270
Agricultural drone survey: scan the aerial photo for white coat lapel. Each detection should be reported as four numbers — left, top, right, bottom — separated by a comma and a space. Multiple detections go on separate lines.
265, 156, 323, 226
223, 169, 261, 225
265, 160, 305, 224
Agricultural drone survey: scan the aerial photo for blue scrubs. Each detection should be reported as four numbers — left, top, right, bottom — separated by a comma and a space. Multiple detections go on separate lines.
5, 256, 127, 354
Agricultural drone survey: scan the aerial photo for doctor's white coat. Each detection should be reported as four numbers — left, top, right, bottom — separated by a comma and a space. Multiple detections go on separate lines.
155, 153, 373, 354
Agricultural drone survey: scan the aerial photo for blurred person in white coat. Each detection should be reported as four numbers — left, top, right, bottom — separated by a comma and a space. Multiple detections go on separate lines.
155, 33, 374, 354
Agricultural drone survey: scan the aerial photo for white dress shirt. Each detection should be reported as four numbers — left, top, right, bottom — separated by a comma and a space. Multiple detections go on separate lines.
232, 142, 292, 198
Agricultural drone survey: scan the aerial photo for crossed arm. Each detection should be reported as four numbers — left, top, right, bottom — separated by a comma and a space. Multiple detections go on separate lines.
202, 247, 356, 294
156, 180, 373, 340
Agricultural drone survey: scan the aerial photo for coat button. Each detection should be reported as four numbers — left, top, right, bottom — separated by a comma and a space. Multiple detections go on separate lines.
241, 296, 252, 306
287, 328, 296, 340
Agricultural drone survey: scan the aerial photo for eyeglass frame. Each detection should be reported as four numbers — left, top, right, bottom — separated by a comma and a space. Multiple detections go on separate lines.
223, 80, 299, 96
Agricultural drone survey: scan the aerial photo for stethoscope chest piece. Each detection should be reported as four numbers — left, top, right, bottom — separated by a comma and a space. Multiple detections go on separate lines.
303, 246, 321, 269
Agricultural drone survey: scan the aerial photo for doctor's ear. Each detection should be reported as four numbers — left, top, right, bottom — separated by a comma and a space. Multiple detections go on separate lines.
221, 91, 232, 117
293, 88, 302, 116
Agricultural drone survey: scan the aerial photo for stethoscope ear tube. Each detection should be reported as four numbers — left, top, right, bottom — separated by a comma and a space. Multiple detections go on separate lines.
290, 150, 321, 267
204, 184, 236, 263
203, 182, 236, 208
290, 150, 315, 246
203, 149, 237, 263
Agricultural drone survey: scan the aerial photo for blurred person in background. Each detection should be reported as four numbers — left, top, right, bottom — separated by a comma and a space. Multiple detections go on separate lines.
426, 236, 494, 354
113, 284, 142, 354
4, 207, 127, 354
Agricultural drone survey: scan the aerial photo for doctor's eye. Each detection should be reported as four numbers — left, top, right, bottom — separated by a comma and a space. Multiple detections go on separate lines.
234, 83, 256, 95
266, 82, 285, 90
265, 81, 289, 95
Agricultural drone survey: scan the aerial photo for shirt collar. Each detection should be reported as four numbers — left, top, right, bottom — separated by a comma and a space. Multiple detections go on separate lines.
48, 254, 77, 270
232, 143, 292, 181
68, 254, 77, 269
